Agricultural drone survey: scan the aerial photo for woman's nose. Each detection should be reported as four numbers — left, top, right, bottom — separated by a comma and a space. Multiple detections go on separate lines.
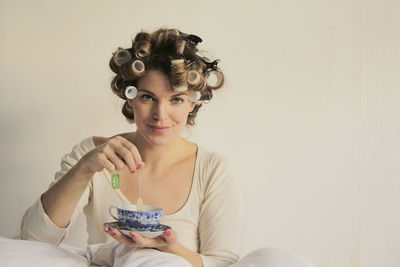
152, 102, 168, 121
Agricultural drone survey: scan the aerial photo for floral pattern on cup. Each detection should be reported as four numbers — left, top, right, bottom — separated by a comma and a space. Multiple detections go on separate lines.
109, 205, 164, 229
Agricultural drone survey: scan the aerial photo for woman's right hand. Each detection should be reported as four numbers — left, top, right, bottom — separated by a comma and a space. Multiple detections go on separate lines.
79, 135, 144, 175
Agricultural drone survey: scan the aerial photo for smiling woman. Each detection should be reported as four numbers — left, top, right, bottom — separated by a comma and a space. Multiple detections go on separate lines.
109, 28, 224, 127
132, 70, 196, 147
15, 27, 315, 267
18, 28, 240, 267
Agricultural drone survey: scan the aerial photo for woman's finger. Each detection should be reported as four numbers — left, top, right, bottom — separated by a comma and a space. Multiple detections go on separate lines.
114, 146, 137, 173
109, 136, 144, 171
161, 229, 176, 244
103, 148, 126, 171
107, 228, 137, 247
129, 231, 174, 248
121, 139, 145, 169
96, 153, 116, 172
129, 231, 152, 247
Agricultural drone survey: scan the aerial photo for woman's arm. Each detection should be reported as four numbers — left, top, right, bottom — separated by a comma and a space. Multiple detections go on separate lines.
20, 138, 93, 244
21, 136, 143, 243
40, 160, 94, 228
42, 135, 143, 228
197, 154, 244, 266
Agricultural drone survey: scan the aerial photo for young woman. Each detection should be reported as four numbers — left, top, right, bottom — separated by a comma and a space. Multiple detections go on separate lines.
20, 28, 243, 266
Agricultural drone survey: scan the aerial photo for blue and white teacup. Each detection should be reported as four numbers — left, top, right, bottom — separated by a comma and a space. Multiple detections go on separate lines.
108, 205, 164, 229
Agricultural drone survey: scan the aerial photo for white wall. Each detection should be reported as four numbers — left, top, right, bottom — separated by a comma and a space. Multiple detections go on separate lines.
1, 0, 399, 266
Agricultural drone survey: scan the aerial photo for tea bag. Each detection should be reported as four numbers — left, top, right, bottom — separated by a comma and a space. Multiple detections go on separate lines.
111, 174, 120, 189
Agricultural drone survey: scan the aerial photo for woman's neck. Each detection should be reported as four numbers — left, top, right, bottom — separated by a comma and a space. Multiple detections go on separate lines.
129, 132, 189, 170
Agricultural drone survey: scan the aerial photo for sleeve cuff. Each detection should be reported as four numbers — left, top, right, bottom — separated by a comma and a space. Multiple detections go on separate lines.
20, 197, 69, 245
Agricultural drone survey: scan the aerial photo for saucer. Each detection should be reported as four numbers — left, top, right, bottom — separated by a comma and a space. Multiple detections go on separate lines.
106, 221, 170, 239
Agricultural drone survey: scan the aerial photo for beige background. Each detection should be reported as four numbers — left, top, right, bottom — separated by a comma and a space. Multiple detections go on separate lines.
1, 0, 399, 266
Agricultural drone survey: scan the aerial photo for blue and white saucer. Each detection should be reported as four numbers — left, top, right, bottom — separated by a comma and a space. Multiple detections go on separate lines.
106, 221, 171, 238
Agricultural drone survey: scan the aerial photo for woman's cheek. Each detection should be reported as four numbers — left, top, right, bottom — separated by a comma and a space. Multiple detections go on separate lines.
132, 106, 147, 120
174, 108, 190, 123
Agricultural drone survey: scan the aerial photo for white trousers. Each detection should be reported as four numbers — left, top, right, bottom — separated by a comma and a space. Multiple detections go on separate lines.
0, 237, 316, 267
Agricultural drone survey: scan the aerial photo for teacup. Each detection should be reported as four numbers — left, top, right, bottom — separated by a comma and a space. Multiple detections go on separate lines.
108, 204, 164, 229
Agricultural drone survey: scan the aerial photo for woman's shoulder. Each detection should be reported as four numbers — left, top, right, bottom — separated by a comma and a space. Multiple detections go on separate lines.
197, 146, 230, 164
196, 147, 240, 195
197, 146, 235, 174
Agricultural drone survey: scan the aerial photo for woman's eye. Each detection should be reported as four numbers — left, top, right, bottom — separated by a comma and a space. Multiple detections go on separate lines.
140, 94, 154, 102
172, 97, 184, 104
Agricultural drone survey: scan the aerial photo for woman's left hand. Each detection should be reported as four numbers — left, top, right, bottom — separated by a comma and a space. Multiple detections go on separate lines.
103, 223, 177, 248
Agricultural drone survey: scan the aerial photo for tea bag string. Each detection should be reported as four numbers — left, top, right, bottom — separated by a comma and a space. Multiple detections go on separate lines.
136, 168, 143, 211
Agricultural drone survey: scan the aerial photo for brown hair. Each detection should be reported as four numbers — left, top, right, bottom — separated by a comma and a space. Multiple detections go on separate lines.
109, 28, 224, 126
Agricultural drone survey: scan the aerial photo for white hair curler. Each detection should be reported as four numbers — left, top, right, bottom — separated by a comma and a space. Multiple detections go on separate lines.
188, 90, 201, 102
125, 86, 137, 100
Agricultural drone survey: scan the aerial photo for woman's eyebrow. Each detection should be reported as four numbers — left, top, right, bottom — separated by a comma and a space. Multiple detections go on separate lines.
171, 92, 188, 97
137, 89, 155, 96
138, 89, 188, 98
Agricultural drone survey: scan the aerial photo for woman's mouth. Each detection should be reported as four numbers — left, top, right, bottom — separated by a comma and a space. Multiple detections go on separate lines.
147, 124, 170, 133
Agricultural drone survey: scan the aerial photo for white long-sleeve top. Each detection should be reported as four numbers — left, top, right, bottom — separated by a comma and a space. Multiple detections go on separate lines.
20, 136, 243, 266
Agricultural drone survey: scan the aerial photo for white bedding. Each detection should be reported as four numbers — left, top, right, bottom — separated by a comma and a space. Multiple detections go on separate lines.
0, 237, 191, 267
0, 237, 316, 267
0, 237, 88, 267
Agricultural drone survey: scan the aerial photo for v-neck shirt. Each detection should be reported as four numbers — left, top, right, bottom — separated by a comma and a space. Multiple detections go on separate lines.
20, 136, 243, 266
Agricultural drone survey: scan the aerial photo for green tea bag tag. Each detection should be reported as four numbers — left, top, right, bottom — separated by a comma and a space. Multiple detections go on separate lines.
111, 174, 120, 189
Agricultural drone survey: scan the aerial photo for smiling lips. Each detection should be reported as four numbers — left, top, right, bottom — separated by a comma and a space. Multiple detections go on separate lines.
147, 124, 170, 133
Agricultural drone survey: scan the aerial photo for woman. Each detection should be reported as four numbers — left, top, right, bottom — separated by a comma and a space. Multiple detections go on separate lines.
20, 28, 243, 266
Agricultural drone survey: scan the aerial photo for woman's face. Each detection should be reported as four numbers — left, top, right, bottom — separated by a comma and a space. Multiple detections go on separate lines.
129, 70, 195, 147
